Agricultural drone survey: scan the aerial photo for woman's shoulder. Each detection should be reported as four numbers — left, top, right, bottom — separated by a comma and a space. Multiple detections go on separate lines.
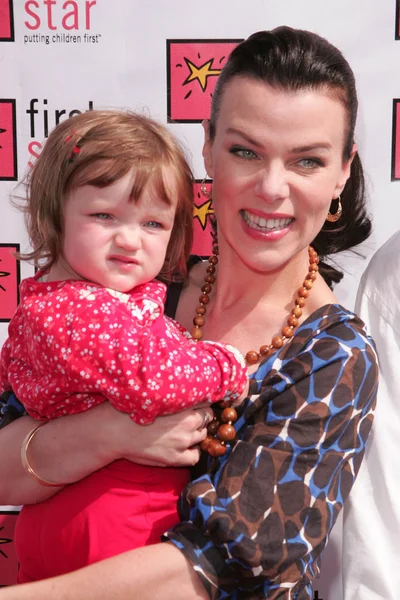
251, 303, 376, 382
247, 302, 378, 415
287, 303, 375, 357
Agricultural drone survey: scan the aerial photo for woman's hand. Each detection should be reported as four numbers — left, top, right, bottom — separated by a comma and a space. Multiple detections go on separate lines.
108, 403, 214, 467
0, 401, 213, 506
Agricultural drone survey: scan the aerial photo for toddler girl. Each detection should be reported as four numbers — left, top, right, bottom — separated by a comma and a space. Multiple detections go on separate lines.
0, 110, 248, 582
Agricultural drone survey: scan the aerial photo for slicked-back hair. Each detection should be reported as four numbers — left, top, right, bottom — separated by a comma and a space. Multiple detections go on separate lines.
209, 27, 371, 287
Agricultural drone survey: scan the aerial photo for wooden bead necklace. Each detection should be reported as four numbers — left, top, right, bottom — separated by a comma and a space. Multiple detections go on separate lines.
194, 244, 319, 457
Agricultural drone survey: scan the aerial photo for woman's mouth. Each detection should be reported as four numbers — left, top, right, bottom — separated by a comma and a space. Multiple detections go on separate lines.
241, 210, 293, 231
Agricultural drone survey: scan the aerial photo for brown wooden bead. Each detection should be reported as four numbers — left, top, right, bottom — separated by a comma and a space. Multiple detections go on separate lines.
217, 399, 232, 409
272, 336, 284, 349
199, 294, 210, 304
303, 279, 313, 290
208, 439, 227, 457
191, 327, 203, 340
194, 244, 319, 454
296, 297, 306, 308
200, 435, 213, 451
218, 424, 236, 442
245, 350, 259, 364
298, 287, 309, 298
259, 345, 271, 356
194, 246, 320, 454
282, 326, 294, 338
207, 419, 219, 435
221, 407, 238, 423
292, 306, 302, 318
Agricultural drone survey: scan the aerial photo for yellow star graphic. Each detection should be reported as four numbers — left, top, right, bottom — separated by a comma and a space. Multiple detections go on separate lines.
183, 58, 221, 92
193, 199, 214, 230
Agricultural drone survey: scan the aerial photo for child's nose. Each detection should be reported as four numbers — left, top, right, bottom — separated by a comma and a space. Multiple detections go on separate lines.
114, 227, 141, 251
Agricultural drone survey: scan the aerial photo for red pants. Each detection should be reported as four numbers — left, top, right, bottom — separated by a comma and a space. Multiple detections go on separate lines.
15, 460, 189, 582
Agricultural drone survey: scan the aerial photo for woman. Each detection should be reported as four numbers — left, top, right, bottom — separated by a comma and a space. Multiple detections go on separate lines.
0, 26, 378, 599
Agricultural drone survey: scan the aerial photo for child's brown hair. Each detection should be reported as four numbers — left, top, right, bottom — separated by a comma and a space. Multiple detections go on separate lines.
21, 109, 194, 282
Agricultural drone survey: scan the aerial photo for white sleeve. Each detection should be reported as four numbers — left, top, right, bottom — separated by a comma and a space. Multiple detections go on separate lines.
342, 272, 400, 599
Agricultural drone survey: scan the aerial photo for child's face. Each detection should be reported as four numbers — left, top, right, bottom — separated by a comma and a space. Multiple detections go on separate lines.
54, 169, 177, 292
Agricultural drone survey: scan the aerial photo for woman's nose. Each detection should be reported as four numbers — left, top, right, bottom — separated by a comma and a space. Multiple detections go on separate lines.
254, 163, 289, 203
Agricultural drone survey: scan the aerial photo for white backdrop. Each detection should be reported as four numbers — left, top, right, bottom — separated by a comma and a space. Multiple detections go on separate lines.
1, 0, 399, 595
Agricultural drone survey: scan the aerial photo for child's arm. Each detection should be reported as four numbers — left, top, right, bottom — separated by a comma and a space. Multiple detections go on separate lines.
80, 287, 248, 423
9, 282, 247, 424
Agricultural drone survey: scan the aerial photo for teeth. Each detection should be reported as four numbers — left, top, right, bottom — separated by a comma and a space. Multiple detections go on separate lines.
242, 211, 292, 231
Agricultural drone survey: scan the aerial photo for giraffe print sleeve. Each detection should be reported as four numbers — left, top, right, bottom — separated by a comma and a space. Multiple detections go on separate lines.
165, 304, 378, 600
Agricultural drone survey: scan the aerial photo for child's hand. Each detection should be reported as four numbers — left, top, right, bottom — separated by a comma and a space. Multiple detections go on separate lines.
234, 378, 250, 406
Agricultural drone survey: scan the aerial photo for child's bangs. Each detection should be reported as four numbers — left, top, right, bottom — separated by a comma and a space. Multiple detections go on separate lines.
66, 154, 175, 207
67, 157, 133, 191
133, 162, 175, 206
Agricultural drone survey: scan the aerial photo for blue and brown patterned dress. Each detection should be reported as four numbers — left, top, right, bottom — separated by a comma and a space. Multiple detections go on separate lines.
165, 303, 378, 599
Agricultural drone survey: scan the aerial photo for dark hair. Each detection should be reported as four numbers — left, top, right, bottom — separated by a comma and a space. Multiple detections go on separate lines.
209, 26, 371, 287
19, 110, 194, 283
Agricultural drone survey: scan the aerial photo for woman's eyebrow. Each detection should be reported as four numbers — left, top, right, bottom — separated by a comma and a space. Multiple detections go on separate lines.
291, 143, 332, 153
226, 129, 332, 154
225, 127, 263, 148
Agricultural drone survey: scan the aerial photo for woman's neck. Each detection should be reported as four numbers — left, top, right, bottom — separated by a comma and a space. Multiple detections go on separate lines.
211, 244, 310, 315
177, 243, 337, 366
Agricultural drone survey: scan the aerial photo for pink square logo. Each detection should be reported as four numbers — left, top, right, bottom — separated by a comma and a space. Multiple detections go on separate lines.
167, 39, 242, 122
0, 511, 19, 586
0, 0, 14, 42
0, 244, 20, 322
0, 100, 17, 180
192, 180, 214, 256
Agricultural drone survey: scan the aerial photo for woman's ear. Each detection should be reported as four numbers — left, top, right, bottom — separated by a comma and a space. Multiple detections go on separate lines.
202, 120, 214, 178
334, 143, 357, 197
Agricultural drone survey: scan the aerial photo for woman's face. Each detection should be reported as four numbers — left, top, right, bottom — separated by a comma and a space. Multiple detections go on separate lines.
203, 77, 355, 273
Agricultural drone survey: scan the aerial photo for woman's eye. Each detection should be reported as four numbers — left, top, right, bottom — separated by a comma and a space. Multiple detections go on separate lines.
229, 147, 259, 160
297, 158, 322, 169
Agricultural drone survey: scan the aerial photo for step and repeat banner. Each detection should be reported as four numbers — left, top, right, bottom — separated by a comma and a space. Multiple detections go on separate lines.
1, 0, 400, 596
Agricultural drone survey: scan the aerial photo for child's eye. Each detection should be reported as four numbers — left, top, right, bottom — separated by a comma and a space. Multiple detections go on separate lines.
91, 213, 112, 220
229, 146, 259, 160
144, 221, 163, 229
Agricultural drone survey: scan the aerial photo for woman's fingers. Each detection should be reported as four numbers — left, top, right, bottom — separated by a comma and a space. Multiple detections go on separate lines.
115, 404, 215, 468
192, 406, 214, 432
178, 446, 202, 467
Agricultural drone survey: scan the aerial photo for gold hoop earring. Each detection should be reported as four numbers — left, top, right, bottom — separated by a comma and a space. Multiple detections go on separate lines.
326, 196, 342, 223
200, 177, 212, 199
